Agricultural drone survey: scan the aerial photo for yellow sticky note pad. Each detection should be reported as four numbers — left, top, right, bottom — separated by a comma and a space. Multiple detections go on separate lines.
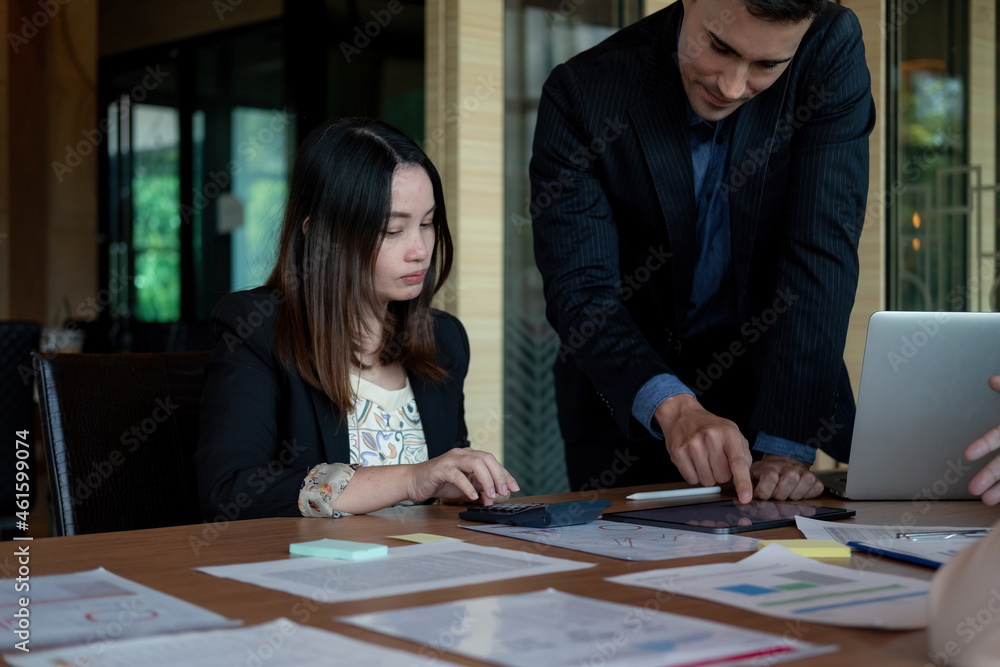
758, 539, 851, 558
389, 533, 464, 544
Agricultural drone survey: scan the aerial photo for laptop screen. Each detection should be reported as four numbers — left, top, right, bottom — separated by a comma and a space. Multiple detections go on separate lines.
839, 311, 1000, 500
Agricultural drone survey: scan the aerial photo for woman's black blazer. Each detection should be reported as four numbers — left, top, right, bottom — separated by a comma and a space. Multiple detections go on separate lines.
194, 288, 470, 519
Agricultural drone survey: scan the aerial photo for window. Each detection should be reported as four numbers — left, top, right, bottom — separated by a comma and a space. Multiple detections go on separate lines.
98, 7, 425, 349
888, 0, 998, 312
131, 105, 182, 321
229, 107, 290, 291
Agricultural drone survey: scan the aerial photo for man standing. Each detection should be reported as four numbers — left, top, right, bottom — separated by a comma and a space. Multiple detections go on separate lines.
530, 0, 875, 502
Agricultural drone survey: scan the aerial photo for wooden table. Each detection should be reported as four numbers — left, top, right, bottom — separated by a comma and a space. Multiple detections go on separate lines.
4, 487, 997, 666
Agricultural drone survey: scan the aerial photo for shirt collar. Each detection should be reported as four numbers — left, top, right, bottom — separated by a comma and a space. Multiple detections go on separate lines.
686, 99, 729, 137
686, 101, 707, 129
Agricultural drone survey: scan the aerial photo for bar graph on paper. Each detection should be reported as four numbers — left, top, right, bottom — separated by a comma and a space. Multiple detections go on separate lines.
607, 545, 930, 629
716, 569, 925, 615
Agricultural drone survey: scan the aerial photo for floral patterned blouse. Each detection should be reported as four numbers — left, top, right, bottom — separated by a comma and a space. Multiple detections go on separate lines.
297, 374, 428, 518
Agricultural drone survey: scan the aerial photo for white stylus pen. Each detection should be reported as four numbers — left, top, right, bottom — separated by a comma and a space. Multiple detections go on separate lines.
625, 486, 722, 501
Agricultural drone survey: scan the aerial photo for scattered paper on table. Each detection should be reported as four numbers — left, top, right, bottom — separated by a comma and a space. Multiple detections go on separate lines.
608, 544, 930, 629
340, 588, 835, 667
795, 515, 990, 543
388, 533, 463, 543
462, 519, 758, 561
5, 618, 463, 667
795, 516, 987, 566
196, 541, 593, 603
0, 568, 239, 651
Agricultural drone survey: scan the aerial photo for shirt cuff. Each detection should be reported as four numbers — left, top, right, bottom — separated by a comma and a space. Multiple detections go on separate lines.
632, 374, 696, 439
298, 462, 359, 518
753, 432, 816, 465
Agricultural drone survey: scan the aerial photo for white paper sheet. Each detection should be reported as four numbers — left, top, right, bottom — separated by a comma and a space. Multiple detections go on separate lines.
0, 568, 239, 652
795, 516, 987, 565
5, 618, 462, 667
462, 520, 758, 561
196, 541, 593, 603
608, 544, 930, 629
340, 588, 835, 667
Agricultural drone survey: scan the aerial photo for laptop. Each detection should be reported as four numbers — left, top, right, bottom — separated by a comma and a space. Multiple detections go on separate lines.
821, 311, 1000, 500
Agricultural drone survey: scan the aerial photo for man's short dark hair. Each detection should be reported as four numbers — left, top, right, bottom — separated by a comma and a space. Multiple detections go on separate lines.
744, 0, 827, 23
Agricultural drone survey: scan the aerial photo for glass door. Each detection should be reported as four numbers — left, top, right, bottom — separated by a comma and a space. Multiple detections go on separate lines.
100, 24, 293, 344
503, 0, 643, 494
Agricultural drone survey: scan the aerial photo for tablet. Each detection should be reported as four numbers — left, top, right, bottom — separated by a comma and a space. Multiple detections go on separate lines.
601, 499, 855, 534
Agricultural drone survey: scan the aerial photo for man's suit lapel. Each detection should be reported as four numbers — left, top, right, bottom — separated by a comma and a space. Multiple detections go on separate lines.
728, 73, 790, 313
630, 10, 697, 328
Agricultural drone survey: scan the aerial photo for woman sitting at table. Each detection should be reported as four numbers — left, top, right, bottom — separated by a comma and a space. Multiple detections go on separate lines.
194, 118, 518, 520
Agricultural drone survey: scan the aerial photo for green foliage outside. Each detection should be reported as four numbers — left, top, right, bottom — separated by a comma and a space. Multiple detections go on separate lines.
132, 146, 181, 321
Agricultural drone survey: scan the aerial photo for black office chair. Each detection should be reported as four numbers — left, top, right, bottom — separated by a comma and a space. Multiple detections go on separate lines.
65, 318, 213, 353
34, 351, 210, 536
0, 321, 42, 537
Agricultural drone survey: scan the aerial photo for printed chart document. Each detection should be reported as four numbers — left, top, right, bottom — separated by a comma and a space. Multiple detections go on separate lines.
6, 618, 463, 667
0, 568, 239, 651
608, 545, 930, 629
197, 541, 593, 603
795, 516, 985, 566
462, 520, 758, 561
340, 588, 835, 667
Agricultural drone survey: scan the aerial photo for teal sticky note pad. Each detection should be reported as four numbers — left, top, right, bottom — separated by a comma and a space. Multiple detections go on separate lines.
289, 538, 388, 560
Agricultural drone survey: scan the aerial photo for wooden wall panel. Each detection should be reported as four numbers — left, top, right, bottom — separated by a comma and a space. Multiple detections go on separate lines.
643, 0, 676, 16
3, 0, 98, 327
843, 0, 886, 399
46, 0, 98, 327
426, 0, 505, 461
6, 0, 51, 324
969, 0, 996, 311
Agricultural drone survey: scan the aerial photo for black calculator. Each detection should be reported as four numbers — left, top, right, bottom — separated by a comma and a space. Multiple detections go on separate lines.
458, 499, 611, 528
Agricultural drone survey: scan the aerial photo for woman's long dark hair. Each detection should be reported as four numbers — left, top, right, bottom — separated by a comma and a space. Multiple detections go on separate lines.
266, 118, 453, 413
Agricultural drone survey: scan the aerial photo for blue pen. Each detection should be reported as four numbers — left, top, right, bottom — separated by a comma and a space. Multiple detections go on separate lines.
846, 541, 942, 569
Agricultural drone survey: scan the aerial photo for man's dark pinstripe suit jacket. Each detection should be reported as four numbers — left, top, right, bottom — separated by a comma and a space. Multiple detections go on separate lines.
530, 2, 876, 463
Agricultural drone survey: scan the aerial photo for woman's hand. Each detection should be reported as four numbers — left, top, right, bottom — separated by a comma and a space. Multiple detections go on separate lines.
406, 448, 520, 505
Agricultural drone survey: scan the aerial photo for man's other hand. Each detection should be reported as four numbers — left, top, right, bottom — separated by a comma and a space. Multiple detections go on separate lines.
751, 454, 822, 501
654, 394, 754, 504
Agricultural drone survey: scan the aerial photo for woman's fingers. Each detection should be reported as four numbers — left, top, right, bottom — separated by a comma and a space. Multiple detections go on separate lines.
419, 449, 520, 504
